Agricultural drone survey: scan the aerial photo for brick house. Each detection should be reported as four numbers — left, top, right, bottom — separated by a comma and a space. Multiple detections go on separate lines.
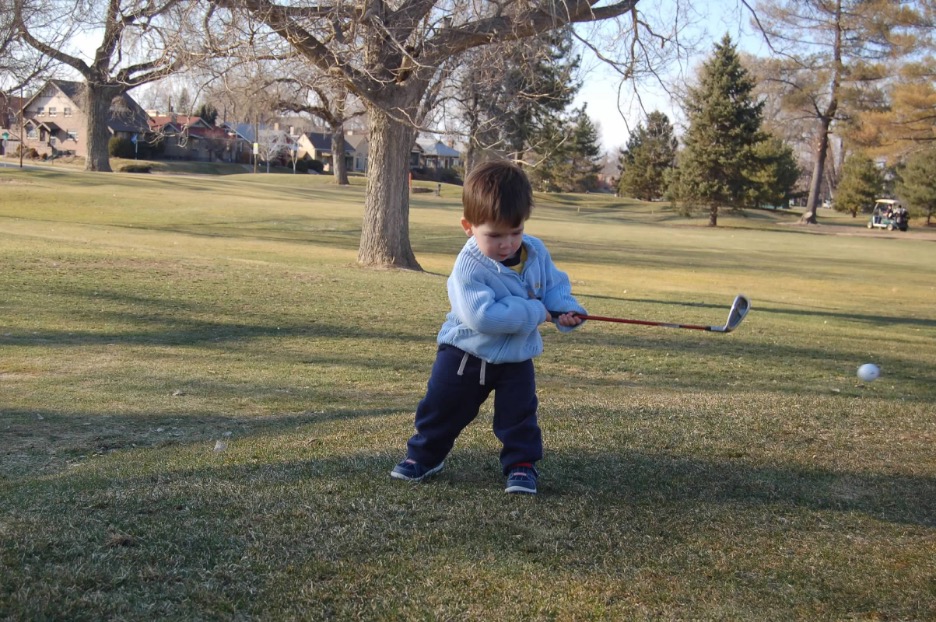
147, 114, 237, 162
20, 79, 149, 158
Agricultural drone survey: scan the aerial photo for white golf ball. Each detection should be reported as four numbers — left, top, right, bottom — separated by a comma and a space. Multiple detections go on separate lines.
857, 363, 880, 382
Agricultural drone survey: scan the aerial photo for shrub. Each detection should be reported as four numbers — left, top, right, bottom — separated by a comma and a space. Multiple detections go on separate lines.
109, 137, 135, 159
119, 164, 152, 173
15, 145, 40, 159
410, 166, 462, 185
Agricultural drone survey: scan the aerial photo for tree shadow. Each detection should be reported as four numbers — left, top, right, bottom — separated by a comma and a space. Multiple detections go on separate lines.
542, 449, 936, 528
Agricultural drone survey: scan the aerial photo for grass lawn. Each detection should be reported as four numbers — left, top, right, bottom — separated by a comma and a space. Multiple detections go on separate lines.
1, 165, 934, 620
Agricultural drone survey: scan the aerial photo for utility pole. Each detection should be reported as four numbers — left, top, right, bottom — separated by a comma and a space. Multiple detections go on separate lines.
19, 84, 25, 169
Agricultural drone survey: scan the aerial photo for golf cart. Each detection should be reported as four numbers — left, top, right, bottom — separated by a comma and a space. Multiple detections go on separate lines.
868, 199, 909, 231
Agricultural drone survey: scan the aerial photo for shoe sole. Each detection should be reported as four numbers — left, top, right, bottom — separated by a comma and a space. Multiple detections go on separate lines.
505, 485, 537, 494
390, 461, 444, 482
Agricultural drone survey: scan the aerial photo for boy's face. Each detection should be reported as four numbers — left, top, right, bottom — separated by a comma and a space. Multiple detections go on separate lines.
461, 218, 525, 262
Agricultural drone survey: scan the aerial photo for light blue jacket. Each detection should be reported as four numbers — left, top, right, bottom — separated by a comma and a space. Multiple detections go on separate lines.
437, 234, 586, 363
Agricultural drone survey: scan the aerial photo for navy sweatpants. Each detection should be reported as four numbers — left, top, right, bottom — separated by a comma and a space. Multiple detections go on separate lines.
406, 344, 542, 475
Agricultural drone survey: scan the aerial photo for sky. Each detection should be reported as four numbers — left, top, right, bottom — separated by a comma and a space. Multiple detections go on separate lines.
574, 0, 769, 154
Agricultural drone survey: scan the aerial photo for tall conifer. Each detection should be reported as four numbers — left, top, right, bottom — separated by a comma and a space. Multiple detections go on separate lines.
670, 35, 766, 226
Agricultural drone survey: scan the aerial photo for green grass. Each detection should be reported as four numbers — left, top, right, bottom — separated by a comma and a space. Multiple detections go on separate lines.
1, 166, 934, 620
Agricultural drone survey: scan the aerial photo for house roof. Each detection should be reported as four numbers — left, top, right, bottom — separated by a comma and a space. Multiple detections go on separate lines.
344, 134, 368, 149
416, 139, 460, 158
302, 131, 352, 153
148, 115, 212, 132
28, 80, 150, 134
187, 126, 229, 140
224, 123, 257, 142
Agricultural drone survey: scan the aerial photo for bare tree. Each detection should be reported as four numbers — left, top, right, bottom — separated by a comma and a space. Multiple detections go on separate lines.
0, 0, 55, 90
207, 0, 678, 270
11, 0, 206, 171
1, 0, 57, 162
748, 0, 928, 224
272, 65, 367, 185
256, 124, 290, 171
444, 29, 581, 176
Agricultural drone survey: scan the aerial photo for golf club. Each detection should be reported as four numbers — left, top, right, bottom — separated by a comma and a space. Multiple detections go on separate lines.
549, 294, 750, 333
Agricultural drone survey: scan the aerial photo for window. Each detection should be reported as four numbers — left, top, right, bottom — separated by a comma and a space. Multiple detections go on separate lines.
36, 106, 45, 116
67, 130, 79, 141
48, 107, 57, 117
64, 107, 72, 117
26, 127, 37, 139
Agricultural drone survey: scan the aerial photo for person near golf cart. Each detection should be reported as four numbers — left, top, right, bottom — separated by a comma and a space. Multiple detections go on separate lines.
391, 159, 586, 495
869, 199, 909, 231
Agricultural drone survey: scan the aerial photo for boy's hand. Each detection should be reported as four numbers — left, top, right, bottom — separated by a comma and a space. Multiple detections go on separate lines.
554, 312, 583, 327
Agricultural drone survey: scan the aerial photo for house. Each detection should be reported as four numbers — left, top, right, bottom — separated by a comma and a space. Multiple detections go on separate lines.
147, 114, 234, 162
296, 131, 353, 172
223, 122, 302, 166
0, 92, 25, 156
343, 131, 368, 172
19, 79, 149, 158
221, 123, 260, 163
413, 138, 461, 170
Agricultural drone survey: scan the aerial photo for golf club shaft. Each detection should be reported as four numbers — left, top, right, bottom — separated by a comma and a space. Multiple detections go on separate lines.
547, 294, 749, 333
549, 312, 716, 331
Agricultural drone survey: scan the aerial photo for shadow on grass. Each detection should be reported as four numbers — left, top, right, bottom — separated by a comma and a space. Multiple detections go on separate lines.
400, 447, 936, 529
0, 313, 435, 348
544, 449, 936, 528
7, 432, 934, 530
0, 407, 403, 480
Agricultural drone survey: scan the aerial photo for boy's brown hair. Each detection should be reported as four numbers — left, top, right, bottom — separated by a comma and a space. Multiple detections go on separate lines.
461, 160, 533, 227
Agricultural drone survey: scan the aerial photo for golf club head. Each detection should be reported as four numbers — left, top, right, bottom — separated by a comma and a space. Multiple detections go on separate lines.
722, 294, 750, 332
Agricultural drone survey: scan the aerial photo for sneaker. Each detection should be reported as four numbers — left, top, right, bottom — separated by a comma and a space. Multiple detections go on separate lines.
505, 464, 538, 494
390, 458, 444, 482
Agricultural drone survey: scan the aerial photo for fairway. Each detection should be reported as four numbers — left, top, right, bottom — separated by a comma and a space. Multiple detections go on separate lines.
1, 166, 934, 620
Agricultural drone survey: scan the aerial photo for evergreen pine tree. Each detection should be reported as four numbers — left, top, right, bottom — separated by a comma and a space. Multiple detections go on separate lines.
567, 105, 603, 192
502, 30, 581, 161
528, 115, 573, 193
834, 153, 883, 218
618, 111, 677, 201
896, 147, 936, 225
746, 136, 800, 209
195, 103, 219, 126
670, 35, 766, 226
527, 106, 603, 193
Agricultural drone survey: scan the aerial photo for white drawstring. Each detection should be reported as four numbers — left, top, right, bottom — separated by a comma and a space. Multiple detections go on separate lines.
456, 351, 487, 385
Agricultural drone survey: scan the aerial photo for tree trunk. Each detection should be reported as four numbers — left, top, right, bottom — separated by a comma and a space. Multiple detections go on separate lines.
331, 126, 349, 185
85, 84, 119, 172
800, 116, 832, 225
357, 103, 420, 270
709, 205, 718, 227
801, 0, 842, 225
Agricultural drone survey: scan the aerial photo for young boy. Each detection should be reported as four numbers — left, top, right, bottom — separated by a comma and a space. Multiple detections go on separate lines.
390, 159, 586, 494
